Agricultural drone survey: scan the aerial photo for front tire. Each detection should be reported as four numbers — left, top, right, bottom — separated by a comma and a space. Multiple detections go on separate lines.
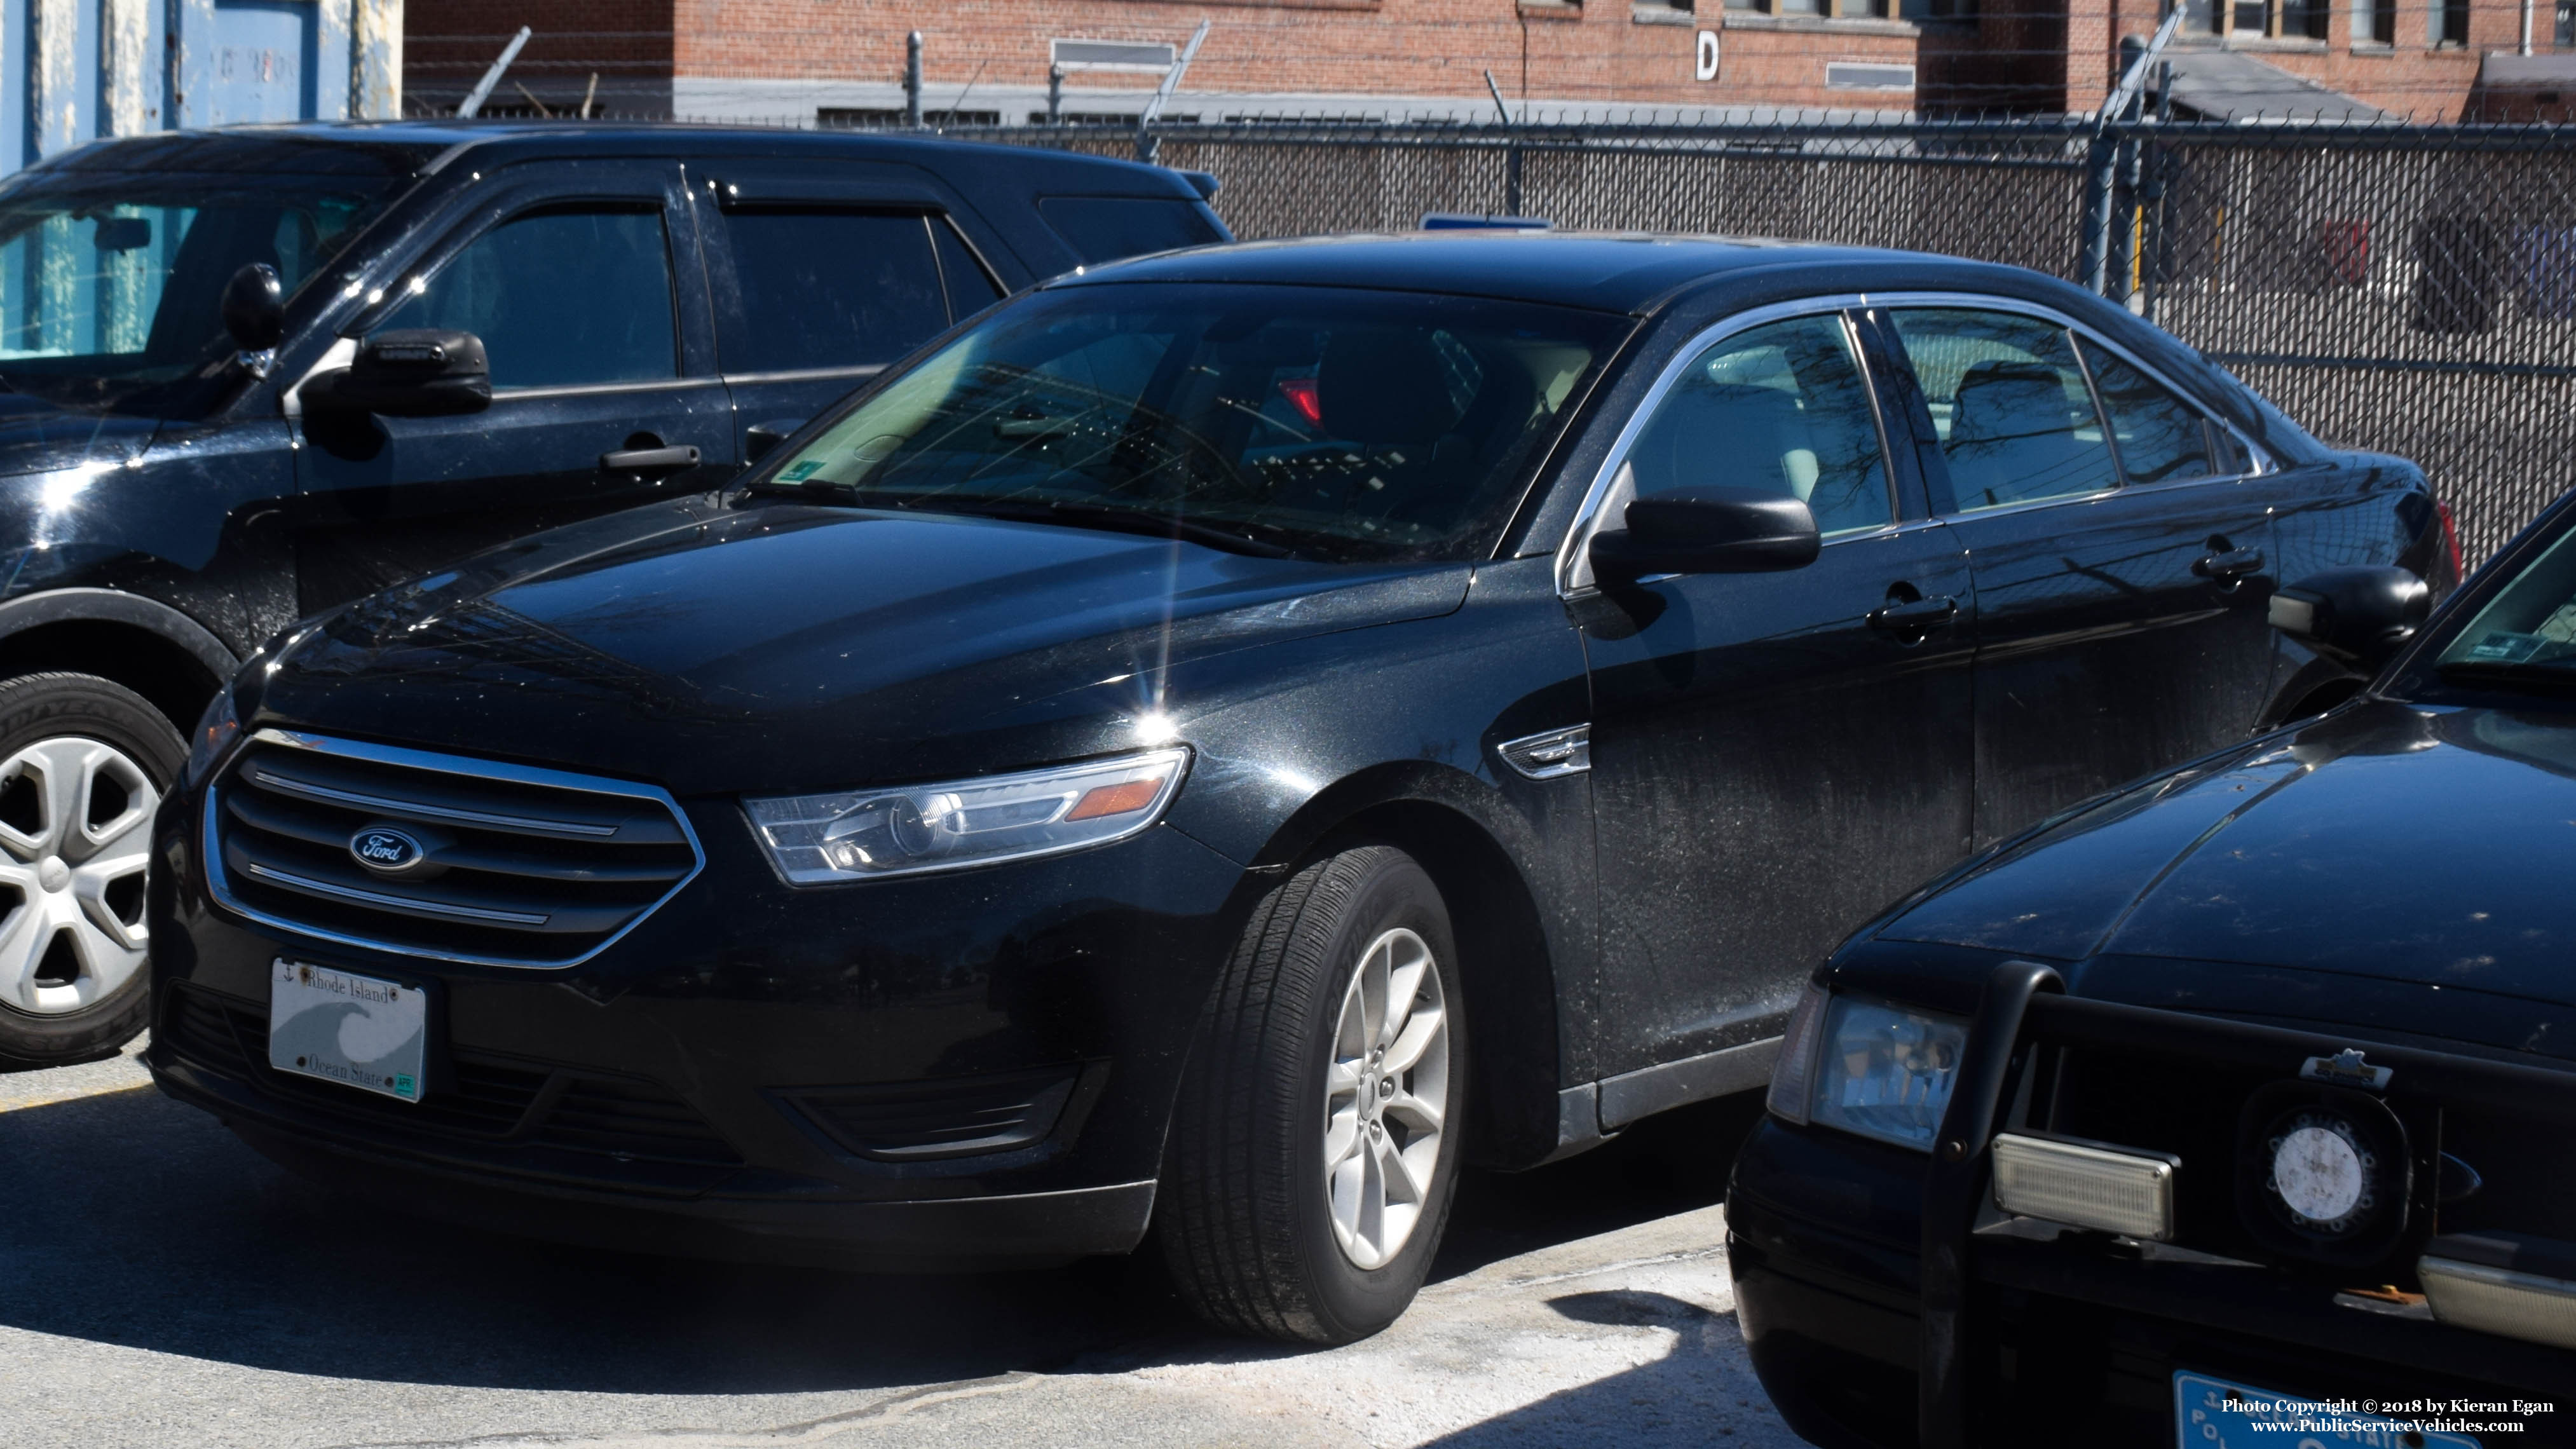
0, 672, 182, 1069
1159, 845, 1465, 1344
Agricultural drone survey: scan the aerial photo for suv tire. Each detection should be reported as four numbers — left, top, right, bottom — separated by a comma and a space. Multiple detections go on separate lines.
0, 672, 184, 1069
1159, 844, 1466, 1344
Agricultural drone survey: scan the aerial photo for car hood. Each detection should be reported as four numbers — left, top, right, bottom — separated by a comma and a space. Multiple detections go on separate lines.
251, 498, 1472, 796
1879, 697, 2576, 1014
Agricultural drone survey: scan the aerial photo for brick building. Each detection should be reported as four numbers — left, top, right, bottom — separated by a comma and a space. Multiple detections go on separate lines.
405, 0, 2570, 125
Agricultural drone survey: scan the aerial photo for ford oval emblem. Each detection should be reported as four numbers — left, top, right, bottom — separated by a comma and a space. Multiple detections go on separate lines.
348, 826, 424, 874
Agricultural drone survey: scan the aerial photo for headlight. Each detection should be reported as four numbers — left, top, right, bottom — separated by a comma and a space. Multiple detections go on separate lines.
744, 748, 1190, 884
184, 683, 240, 789
1803, 994, 1968, 1152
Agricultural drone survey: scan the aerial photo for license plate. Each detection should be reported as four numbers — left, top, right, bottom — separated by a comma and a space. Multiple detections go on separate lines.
2175, 1372, 2481, 1448
269, 959, 426, 1103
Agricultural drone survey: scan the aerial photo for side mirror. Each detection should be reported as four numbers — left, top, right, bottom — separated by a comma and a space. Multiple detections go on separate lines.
2268, 565, 2430, 670
303, 329, 492, 418
745, 418, 807, 463
1588, 487, 1820, 582
220, 262, 283, 352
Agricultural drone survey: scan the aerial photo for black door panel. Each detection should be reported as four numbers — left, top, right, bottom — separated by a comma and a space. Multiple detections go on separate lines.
290, 163, 733, 611
1583, 526, 1977, 1070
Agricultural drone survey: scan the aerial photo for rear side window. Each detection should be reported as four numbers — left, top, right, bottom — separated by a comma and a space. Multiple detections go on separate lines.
2076, 340, 2220, 486
1038, 196, 1225, 266
381, 205, 677, 390
1890, 308, 2116, 512
720, 209, 963, 373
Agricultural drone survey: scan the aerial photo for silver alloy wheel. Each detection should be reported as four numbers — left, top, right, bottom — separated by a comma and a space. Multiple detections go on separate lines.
1322, 925, 1451, 1270
0, 736, 156, 1016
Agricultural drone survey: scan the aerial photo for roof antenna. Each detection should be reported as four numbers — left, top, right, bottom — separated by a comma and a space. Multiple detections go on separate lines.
456, 26, 531, 119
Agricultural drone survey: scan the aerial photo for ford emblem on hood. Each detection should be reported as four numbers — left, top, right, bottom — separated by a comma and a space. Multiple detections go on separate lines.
348, 825, 425, 875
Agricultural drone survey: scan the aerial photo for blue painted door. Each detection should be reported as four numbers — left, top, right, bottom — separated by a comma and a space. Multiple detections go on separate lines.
197, 0, 317, 126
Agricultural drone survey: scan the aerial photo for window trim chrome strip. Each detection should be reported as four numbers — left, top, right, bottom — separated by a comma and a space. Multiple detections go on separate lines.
202, 730, 707, 970
1553, 289, 2275, 599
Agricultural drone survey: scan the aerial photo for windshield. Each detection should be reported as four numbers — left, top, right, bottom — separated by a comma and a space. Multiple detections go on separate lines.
747, 282, 1627, 562
2422, 524, 2576, 694
0, 169, 405, 418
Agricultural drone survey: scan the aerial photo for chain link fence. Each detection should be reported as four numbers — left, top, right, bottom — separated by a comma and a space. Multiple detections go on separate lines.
937, 114, 2574, 562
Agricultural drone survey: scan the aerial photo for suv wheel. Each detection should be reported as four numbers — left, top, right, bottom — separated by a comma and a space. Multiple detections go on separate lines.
1160, 844, 1464, 1344
0, 672, 182, 1068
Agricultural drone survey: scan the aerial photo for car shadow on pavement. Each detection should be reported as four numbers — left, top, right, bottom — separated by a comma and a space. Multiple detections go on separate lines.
1419, 1289, 1790, 1446
0, 1077, 1761, 1395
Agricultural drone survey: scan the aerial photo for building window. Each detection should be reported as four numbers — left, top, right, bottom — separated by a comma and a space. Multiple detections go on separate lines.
2432, 0, 2469, 44
2354, 0, 2395, 43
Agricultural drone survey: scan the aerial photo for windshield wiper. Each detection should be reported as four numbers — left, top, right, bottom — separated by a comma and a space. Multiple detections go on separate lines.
737, 484, 1303, 559
2435, 659, 2576, 696
924, 497, 1300, 559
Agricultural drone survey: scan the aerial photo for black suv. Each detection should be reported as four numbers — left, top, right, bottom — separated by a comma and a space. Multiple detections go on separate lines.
149, 233, 2449, 1344
1733, 503, 2575, 1447
0, 121, 1222, 1066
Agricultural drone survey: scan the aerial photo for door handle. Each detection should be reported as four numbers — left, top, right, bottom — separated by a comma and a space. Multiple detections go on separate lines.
2192, 545, 2265, 580
601, 444, 701, 473
1867, 594, 1959, 637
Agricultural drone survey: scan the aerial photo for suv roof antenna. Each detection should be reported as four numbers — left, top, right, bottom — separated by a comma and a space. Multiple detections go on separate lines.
456, 27, 532, 119
1136, 20, 1211, 165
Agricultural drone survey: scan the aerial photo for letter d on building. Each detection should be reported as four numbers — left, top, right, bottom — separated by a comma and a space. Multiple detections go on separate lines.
1694, 31, 1721, 82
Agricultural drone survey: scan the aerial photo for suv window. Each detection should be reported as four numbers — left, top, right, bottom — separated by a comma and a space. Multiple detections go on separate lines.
2076, 339, 2224, 485
1890, 308, 2115, 512
1626, 313, 1892, 534
721, 210, 969, 373
379, 205, 677, 390
1038, 196, 1225, 266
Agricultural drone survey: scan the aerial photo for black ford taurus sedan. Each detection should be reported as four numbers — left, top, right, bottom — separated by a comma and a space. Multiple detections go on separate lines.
147, 232, 2449, 1344
1731, 500, 2576, 1444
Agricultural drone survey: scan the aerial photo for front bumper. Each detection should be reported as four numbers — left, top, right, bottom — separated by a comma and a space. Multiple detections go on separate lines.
146, 782, 1253, 1270
1729, 970, 2576, 1448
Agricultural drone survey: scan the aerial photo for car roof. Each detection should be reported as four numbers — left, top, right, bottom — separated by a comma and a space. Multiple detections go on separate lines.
1051, 231, 1940, 313
41, 121, 1202, 196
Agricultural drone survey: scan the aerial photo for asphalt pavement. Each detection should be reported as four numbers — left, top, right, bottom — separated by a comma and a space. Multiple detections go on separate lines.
3, 1039, 1803, 1448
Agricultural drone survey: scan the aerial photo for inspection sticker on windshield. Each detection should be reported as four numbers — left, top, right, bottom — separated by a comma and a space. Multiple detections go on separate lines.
2464, 630, 2545, 663
268, 960, 426, 1103
2174, 1373, 2483, 1447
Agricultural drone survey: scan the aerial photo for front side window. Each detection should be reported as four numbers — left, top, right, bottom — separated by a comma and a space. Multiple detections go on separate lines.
0, 170, 405, 417
1625, 313, 1893, 535
751, 282, 1626, 564
378, 205, 676, 390
721, 209, 985, 374
1890, 308, 2116, 512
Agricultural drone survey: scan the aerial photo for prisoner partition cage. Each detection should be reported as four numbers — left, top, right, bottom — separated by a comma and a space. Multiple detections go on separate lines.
939, 114, 2576, 564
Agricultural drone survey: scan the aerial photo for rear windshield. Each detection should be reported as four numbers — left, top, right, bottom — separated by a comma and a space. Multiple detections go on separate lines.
1039, 196, 1227, 265
750, 282, 1627, 563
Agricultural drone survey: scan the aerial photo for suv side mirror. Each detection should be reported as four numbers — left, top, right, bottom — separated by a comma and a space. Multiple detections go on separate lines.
220, 262, 283, 352
2269, 564, 2430, 670
304, 329, 493, 418
1588, 487, 1821, 582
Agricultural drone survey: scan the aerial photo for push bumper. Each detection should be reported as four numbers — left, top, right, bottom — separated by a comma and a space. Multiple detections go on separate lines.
1729, 962, 2576, 1448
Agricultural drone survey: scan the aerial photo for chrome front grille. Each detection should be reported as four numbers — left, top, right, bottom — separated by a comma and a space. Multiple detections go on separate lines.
206, 730, 703, 967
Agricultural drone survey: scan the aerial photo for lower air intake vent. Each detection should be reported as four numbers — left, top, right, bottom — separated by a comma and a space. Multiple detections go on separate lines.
157, 984, 739, 1166
784, 1068, 1080, 1160
207, 731, 702, 967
